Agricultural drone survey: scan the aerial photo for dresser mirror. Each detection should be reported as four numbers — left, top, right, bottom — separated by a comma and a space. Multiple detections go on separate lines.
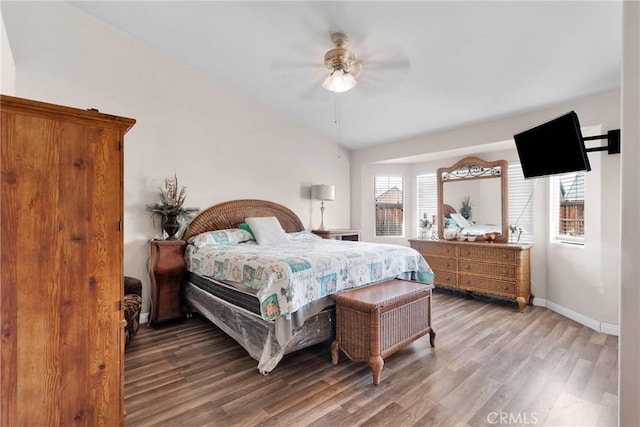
437, 156, 508, 243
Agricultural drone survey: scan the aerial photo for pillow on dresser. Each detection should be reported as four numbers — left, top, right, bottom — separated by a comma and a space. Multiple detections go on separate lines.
245, 216, 289, 245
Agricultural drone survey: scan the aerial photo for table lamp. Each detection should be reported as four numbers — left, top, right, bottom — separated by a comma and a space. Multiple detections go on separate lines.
311, 184, 335, 231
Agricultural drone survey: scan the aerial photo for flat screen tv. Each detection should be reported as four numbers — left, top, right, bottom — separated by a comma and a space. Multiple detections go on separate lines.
514, 111, 590, 179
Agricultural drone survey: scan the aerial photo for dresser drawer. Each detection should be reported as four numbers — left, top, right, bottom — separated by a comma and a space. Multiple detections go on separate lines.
411, 241, 457, 257
458, 260, 516, 279
458, 274, 516, 296
458, 246, 516, 264
432, 269, 457, 287
426, 256, 457, 272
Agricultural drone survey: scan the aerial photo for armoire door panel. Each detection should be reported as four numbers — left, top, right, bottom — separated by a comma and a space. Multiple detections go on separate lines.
1, 95, 134, 426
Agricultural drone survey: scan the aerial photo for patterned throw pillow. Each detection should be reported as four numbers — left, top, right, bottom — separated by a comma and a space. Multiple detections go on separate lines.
189, 229, 254, 248
238, 222, 255, 240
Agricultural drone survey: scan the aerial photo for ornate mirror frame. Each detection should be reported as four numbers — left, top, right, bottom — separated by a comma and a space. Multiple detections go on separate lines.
437, 156, 509, 243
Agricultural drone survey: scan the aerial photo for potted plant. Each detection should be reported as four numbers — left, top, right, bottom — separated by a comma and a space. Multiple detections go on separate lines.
418, 213, 432, 239
460, 195, 473, 220
146, 174, 198, 240
508, 224, 525, 243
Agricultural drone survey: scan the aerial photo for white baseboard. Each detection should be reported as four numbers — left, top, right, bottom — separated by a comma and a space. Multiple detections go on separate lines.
532, 297, 619, 336
600, 322, 620, 336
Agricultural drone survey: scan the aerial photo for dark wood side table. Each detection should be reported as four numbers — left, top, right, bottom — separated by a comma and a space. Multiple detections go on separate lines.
312, 229, 360, 241
148, 239, 186, 324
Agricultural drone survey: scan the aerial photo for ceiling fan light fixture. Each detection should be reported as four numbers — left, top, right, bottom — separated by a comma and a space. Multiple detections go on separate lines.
322, 69, 357, 93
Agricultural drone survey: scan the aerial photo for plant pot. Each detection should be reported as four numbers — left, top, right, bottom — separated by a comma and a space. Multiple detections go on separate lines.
162, 214, 180, 240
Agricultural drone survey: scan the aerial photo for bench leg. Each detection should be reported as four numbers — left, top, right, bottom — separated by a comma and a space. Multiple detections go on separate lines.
369, 356, 384, 385
429, 327, 436, 347
331, 340, 340, 365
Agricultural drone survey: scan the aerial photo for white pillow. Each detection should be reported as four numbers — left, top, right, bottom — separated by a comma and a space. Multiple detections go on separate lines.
450, 213, 471, 229
245, 216, 289, 245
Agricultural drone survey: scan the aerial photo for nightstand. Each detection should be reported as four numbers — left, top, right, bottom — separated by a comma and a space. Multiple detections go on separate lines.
312, 229, 360, 241
148, 239, 187, 324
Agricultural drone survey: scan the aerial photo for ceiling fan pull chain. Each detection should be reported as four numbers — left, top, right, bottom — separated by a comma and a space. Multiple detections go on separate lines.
335, 93, 342, 160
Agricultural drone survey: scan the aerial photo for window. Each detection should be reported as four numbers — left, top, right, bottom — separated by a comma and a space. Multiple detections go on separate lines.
508, 163, 534, 244
375, 176, 404, 236
551, 171, 585, 244
417, 173, 438, 235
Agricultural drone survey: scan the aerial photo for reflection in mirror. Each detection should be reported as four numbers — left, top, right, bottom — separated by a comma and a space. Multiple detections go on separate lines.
437, 157, 508, 242
443, 179, 501, 224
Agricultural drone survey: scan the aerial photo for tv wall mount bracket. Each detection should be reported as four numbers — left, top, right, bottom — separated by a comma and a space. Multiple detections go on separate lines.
584, 129, 620, 155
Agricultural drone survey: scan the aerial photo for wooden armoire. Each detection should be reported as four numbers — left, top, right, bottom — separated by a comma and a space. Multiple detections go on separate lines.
1, 95, 135, 425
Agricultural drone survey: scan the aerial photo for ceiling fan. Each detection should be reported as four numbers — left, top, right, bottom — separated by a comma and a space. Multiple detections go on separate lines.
322, 32, 362, 93
272, 31, 411, 99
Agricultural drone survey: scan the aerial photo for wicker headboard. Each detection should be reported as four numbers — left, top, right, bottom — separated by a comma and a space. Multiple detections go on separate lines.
185, 199, 305, 240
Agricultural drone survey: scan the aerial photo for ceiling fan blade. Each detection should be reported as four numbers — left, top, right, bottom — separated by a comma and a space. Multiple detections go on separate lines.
364, 58, 411, 71
354, 43, 411, 95
271, 59, 321, 74
358, 43, 411, 72
272, 62, 329, 100
298, 81, 325, 101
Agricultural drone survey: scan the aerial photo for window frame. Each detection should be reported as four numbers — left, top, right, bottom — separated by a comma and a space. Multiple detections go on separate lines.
374, 175, 405, 237
550, 171, 586, 245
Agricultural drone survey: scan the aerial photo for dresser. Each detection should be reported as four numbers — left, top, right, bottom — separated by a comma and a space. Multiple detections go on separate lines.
409, 239, 532, 311
1, 95, 135, 425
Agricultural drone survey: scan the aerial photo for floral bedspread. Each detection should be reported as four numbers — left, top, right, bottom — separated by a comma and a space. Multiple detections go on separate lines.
186, 239, 434, 321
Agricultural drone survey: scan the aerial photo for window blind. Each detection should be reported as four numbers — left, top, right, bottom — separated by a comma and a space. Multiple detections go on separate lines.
508, 163, 534, 244
374, 176, 404, 237
417, 173, 438, 233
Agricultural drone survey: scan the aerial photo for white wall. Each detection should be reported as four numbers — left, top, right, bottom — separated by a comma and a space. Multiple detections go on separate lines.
352, 92, 621, 333
0, 7, 15, 94
620, 2, 640, 425
1, 1, 351, 318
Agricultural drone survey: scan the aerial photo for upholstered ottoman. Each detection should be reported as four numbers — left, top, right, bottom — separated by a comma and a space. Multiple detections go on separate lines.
124, 276, 143, 347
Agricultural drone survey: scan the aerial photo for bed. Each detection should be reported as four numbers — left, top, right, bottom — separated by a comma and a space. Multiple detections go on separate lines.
182, 199, 434, 374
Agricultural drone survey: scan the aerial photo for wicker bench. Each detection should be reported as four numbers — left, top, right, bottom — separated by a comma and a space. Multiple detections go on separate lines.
330, 279, 436, 385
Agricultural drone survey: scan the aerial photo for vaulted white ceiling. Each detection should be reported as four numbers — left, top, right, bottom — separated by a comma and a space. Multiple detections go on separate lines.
68, 1, 622, 150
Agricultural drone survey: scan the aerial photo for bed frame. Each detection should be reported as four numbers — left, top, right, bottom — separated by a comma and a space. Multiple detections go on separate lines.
186, 199, 305, 240
183, 199, 334, 374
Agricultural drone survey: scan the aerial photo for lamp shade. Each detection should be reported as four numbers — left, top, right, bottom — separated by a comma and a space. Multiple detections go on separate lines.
311, 184, 335, 201
322, 69, 357, 93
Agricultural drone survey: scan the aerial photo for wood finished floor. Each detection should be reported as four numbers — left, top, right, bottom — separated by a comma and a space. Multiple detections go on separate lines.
124, 289, 618, 427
